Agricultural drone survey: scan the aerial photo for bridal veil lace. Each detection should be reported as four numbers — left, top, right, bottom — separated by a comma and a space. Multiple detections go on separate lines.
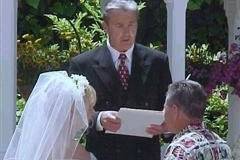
4, 71, 91, 160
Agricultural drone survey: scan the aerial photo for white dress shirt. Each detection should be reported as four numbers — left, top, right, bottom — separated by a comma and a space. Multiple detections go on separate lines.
107, 40, 134, 74
96, 40, 134, 131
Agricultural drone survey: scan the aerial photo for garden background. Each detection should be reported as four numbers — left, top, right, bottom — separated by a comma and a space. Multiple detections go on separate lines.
17, 0, 233, 141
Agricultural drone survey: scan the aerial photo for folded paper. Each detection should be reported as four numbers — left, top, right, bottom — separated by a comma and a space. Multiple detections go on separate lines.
106, 108, 164, 138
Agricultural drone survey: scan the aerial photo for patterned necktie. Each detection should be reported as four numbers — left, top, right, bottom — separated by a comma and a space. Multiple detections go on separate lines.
118, 53, 129, 90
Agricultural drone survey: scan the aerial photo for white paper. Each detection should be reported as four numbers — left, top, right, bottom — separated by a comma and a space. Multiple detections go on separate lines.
106, 108, 164, 138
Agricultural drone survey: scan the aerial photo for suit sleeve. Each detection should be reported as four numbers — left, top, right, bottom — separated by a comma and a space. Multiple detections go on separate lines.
164, 55, 172, 85
159, 55, 172, 107
68, 58, 82, 75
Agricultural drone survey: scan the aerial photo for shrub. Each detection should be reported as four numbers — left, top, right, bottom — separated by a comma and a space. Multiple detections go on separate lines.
17, 0, 105, 88
186, 44, 229, 139
204, 86, 228, 139
186, 44, 215, 86
16, 94, 26, 124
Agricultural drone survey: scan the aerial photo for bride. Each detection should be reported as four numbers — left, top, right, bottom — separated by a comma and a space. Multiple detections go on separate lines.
4, 71, 97, 160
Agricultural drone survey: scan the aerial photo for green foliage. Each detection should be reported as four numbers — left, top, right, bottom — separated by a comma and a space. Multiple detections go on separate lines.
136, 0, 227, 54
186, 43, 229, 139
204, 86, 228, 139
186, 1, 227, 53
17, 34, 75, 84
45, 12, 105, 52
186, 44, 214, 65
24, 0, 40, 9
188, 0, 223, 11
148, 43, 161, 50
18, 0, 105, 86
138, 2, 146, 11
188, 0, 205, 10
16, 94, 26, 124
50, 1, 78, 18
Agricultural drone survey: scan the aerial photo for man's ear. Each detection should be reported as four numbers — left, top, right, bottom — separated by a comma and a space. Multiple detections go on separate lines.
172, 104, 180, 120
102, 21, 108, 34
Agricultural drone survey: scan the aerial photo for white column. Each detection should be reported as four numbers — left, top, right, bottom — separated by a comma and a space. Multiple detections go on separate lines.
224, 0, 240, 152
0, 0, 17, 159
164, 0, 189, 82
228, 95, 240, 146
161, 0, 189, 156
224, 0, 240, 54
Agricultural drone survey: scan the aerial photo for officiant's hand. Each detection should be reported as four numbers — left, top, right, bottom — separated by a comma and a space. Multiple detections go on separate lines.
100, 111, 121, 132
146, 122, 167, 136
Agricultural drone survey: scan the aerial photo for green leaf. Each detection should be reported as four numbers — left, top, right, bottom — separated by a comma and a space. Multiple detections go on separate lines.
188, 0, 203, 11
51, 2, 64, 16
138, 2, 146, 12
25, 0, 40, 9
62, 3, 77, 18
204, 0, 212, 5
50, 2, 77, 18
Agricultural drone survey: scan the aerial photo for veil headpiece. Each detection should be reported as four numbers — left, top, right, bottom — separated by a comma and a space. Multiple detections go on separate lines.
4, 71, 89, 160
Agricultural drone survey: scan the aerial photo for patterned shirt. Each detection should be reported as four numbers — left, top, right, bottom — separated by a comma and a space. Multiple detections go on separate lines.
163, 123, 233, 160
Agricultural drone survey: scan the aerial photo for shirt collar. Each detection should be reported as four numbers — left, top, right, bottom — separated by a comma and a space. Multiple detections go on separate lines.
173, 123, 205, 141
107, 39, 134, 64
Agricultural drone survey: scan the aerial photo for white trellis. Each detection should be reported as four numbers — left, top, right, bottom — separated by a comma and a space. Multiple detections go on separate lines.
224, 0, 240, 155
161, 0, 189, 155
165, 0, 189, 82
0, 0, 17, 159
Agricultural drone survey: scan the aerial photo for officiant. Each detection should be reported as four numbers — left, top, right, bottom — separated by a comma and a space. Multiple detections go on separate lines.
68, 0, 172, 160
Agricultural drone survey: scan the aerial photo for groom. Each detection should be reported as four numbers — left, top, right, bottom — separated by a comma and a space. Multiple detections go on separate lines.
69, 0, 172, 160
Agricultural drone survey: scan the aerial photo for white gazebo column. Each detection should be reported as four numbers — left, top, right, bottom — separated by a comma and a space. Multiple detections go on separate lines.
164, 0, 189, 82
160, 0, 189, 157
0, 0, 17, 159
224, 0, 240, 150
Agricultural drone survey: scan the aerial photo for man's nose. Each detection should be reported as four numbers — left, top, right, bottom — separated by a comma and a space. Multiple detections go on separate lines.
123, 27, 131, 36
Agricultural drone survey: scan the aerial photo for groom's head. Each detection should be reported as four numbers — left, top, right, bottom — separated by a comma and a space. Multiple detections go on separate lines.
163, 80, 207, 133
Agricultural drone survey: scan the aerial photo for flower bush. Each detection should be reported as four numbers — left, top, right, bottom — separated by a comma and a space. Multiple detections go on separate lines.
205, 53, 240, 97
186, 44, 215, 89
186, 44, 240, 98
186, 44, 230, 139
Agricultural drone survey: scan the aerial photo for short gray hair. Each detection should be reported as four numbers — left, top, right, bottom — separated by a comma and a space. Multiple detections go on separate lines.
165, 80, 207, 119
101, 0, 138, 18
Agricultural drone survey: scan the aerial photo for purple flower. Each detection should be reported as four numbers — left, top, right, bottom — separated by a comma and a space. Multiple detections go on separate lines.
188, 53, 240, 98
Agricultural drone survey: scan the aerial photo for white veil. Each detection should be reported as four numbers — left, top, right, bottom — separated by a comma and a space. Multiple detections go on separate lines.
4, 71, 89, 160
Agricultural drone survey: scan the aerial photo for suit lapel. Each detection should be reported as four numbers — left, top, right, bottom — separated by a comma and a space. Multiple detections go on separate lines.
92, 44, 152, 94
92, 46, 121, 93
130, 45, 151, 86
126, 45, 152, 108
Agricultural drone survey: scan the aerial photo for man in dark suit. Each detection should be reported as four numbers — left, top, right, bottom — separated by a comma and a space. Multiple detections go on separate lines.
69, 0, 172, 160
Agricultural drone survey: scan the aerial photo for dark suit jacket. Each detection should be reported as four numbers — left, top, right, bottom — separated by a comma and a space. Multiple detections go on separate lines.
69, 43, 172, 160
